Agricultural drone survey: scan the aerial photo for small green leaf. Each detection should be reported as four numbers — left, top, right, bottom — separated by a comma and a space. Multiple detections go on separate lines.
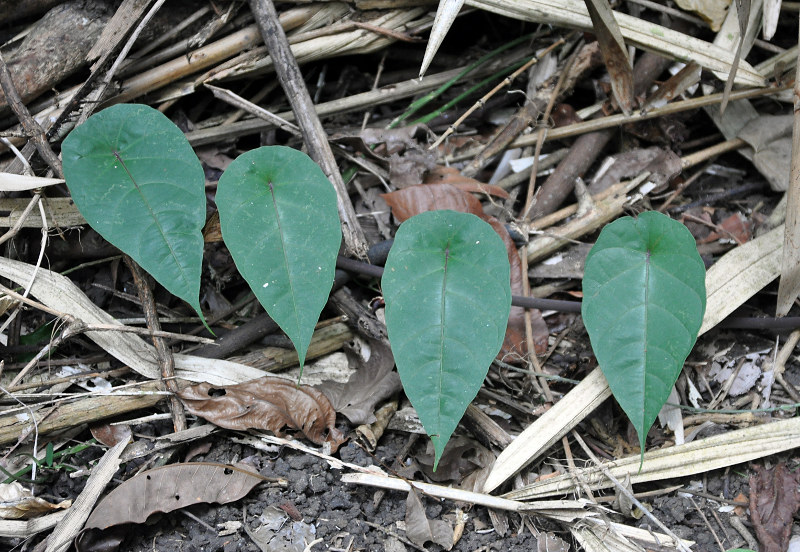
382, 210, 511, 468
216, 146, 341, 368
582, 211, 706, 455
62, 104, 207, 321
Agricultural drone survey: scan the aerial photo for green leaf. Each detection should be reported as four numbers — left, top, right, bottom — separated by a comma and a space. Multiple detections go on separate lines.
382, 210, 511, 468
62, 104, 207, 322
216, 146, 341, 368
582, 211, 706, 455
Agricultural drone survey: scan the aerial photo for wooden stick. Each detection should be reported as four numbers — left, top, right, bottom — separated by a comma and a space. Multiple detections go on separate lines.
249, 0, 369, 259
125, 257, 186, 433
0, 51, 62, 178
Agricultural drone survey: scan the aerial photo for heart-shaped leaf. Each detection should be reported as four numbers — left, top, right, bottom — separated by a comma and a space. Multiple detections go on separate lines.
382, 210, 511, 467
216, 146, 341, 368
62, 104, 207, 321
582, 211, 705, 454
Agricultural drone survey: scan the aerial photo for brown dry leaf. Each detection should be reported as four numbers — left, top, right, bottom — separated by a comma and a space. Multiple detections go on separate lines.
583, 0, 633, 114
423, 166, 510, 199
89, 424, 132, 448
316, 337, 402, 425
0, 482, 71, 520
486, 216, 548, 356
178, 378, 346, 452
698, 212, 753, 245
589, 147, 682, 195
388, 149, 439, 188
405, 487, 454, 550
750, 463, 800, 552
76, 463, 265, 552
382, 183, 484, 221
414, 436, 495, 493
643, 62, 702, 111
359, 125, 422, 155
203, 211, 222, 243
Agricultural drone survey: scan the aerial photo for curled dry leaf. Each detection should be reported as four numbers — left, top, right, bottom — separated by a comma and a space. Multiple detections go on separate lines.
413, 436, 495, 493
89, 423, 132, 448
405, 487, 454, 550
0, 482, 71, 520
423, 166, 510, 199
750, 463, 800, 552
316, 337, 402, 425
389, 149, 439, 188
383, 183, 483, 221
178, 377, 347, 452
76, 462, 267, 552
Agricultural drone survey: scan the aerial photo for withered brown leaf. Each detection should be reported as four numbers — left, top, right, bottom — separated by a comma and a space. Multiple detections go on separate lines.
316, 337, 401, 425
750, 463, 800, 552
76, 463, 266, 552
178, 377, 346, 452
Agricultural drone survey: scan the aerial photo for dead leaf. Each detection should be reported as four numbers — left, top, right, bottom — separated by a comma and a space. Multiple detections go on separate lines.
316, 337, 402, 425
360, 125, 422, 155
709, 353, 762, 395
423, 166, 510, 199
583, 0, 634, 114
178, 377, 347, 452
675, 0, 730, 30
750, 463, 800, 552
486, 216, 548, 356
0, 482, 71, 520
738, 114, 793, 193
537, 532, 570, 552
89, 424, 132, 448
388, 149, 439, 188
195, 146, 235, 171
589, 147, 682, 195
414, 436, 495, 493
382, 183, 483, 222
405, 487, 454, 550
698, 212, 753, 245
76, 463, 266, 552
643, 62, 702, 112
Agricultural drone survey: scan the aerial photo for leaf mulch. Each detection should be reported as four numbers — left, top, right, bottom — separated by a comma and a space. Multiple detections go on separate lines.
0, 2, 799, 551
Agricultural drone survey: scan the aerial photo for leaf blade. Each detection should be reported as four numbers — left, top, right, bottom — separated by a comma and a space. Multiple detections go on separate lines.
216, 146, 341, 367
382, 210, 511, 467
581, 211, 705, 454
61, 103, 207, 320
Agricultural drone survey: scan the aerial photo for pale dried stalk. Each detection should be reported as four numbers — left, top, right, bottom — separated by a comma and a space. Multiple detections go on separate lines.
525, 173, 649, 263
465, 0, 764, 86
428, 38, 565, 150
776, 17, 800, 315
448, 85, 788, 163
504, 417, 800, 500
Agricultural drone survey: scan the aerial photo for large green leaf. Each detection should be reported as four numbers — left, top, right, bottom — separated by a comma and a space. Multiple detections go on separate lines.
582, 211, 706, 454
216, 146, 341, 368
382, 210, 511, 467
62, 104, 207, 321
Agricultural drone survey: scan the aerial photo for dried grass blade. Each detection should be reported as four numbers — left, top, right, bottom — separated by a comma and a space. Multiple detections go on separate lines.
420, 0, 466, 77
582, 0, 633, 114
0, 257, 266, 385
503, 417, 800, 500
466, 0, 765, 86
776, 27, 800, 316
